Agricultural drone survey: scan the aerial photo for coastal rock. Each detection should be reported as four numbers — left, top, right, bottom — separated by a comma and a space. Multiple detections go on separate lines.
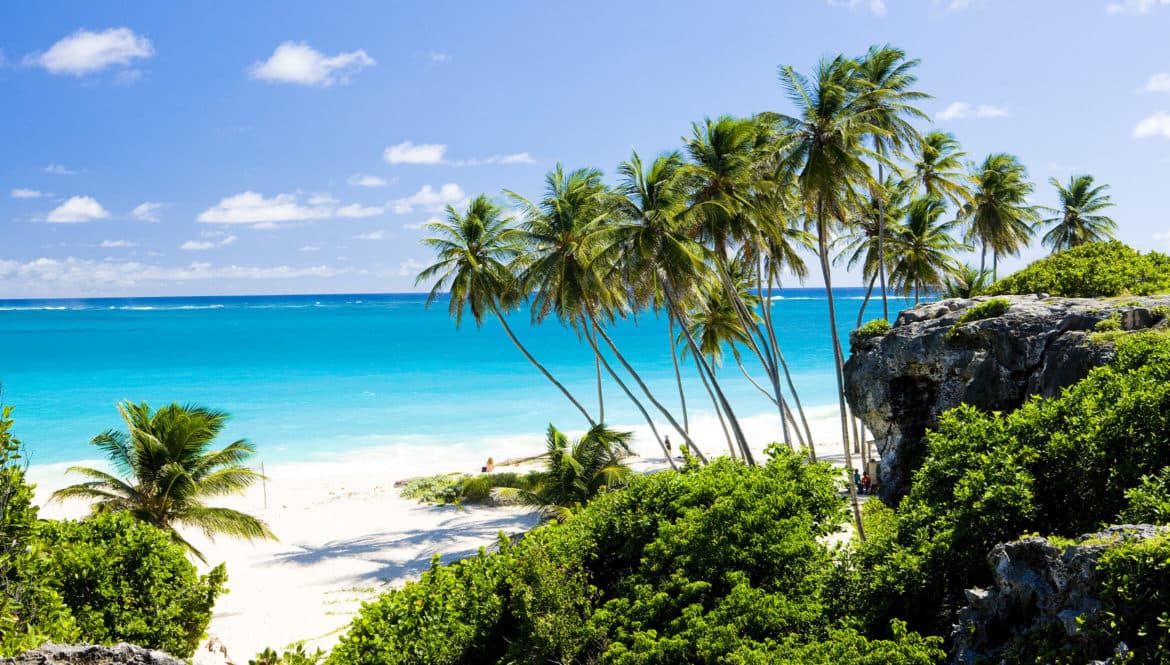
844, 294, 1170, 502
1, 644, 186, 665
951, 525, 1168, 665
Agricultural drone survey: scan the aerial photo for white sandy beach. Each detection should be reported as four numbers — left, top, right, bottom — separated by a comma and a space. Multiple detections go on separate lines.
29, 408, 851, 662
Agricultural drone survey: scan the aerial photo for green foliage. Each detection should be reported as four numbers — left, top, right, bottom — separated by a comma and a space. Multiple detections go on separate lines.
330, 449, 944, 665
841, 331, 1170, 649
1094, 313, 1123, 331
855, 318, 892, 339
1091, 533, 1170, 662
399, 472, 543, 506
250, 643, 325, 665
987, 241, 1170, 297
1121, 467, 1170, 524
31, 512, 226, 659
945, 298, 1011, 343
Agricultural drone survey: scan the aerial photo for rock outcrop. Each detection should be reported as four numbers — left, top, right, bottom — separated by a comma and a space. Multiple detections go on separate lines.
1, 645, 185, 665
952, 525, 1168, 665
844, 294, 1170, 502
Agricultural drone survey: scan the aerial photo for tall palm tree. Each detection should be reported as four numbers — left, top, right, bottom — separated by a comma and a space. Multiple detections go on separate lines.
942, 264, 992, 299
854, 45, 929, 320
777, 54, 882, 540
835, 175, 910, 326
960, 153, 1040, 279
907, 130, 971, 206
417, 195, 597, 426
493, 424, 633, 520
887, 197, 968, 303
52, 401, 275, 562
1039, 174, 1117, 252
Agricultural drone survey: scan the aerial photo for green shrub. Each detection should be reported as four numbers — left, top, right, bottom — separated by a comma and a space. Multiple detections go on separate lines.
987, 241, 1170, 297
1121, 467, 1170, 524
945, 298, 1011, 343
856, 318, 892, 339
1090, 533, 1170, 662
1094, 313, 1122, 331
250, 643, 326, 665
399, 472, 543, 506
32, 513, 226, 658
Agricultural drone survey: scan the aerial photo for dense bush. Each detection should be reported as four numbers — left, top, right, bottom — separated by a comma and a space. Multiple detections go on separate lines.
331, 449, 945, 665
399, 471, 542, 505
838, 330, 1170, 651
987, 241, 1170, 297
31, 512, 226, 659
855, 318, 892, 339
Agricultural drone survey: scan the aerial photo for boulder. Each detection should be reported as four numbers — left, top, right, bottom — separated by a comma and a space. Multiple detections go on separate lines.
1, 644, 185, 665
845, 295, 1170, 502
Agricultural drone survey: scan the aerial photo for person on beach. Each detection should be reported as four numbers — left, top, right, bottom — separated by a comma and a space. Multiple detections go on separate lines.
664, 435, 672, 457
861, 472, 871, 494
853, 468, 862, 492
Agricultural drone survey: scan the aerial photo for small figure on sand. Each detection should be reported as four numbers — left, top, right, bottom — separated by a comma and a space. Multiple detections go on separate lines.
664, 435, 672, 457
482, 456, 495, 473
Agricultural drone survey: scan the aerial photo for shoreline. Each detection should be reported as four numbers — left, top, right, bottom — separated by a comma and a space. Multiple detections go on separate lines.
30, 407, 852, 660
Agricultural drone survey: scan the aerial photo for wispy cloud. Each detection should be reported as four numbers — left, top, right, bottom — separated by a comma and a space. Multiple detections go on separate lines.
336, 203, 383, 218
347, 174, 390, 187
384, 141, 447, 165
397, 258, 427, 276
249, 42, 374, 87
430, 51, 452, 63
1106, 0, 1170, 14
403, 216, 441, 231
0, 257, 343, 290
826, 0, 887, 15
1139, 73, 1170, 93
1134, 111, 1170, 138
452, 152, 536, 167
197, 191, 383, 226
44, 163, 76, 175
299, 245, 321, 252
11, 188, 48, 199
936, 102, 1008, 121
390, 184, 467, 214
181, 234, 237, 251
27, 27, 153, 76
353, 230, 386, 240
45, 196, 110, 223
100, 239, 138, 248
132, 201, 164, 222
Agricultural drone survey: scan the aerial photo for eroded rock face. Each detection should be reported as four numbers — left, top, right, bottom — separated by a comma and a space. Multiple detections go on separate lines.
844, 295, 1170, 502
1, 644, 185, 665
952, 525, 1168, 665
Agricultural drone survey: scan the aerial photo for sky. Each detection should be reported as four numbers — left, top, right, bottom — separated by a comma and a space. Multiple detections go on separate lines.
1, 0, 1168, 298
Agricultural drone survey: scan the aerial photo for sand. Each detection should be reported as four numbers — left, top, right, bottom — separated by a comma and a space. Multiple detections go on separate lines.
28, 408, 854, 662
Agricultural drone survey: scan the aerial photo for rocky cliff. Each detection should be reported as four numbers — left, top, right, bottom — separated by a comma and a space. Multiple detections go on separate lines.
844, 294, 1170, 502
1, 645, 185, 665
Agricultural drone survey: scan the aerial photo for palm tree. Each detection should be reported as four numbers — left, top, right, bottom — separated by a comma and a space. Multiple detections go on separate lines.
907, 130, 971, 206
493, 424, 633, 520
960, 153, 1040, 279
777, 54, 882, 540
52, 401, 275, 561
887, 197, 968, 304
1039, 174, 1117, 252
417, 195, 597, 426
835, 175, 910, 326
942, 264, 992, 299
854, 45, 929, 320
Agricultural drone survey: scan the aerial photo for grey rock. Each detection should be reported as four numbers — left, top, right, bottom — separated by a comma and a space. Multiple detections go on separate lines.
1, 644, 185, 665
952, 526, 1167, 665
844, 294, 1170, 502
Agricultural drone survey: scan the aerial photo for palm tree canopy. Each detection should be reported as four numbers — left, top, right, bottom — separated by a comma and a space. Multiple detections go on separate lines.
834, 174, 911, 279
942, 264, 992, 299
52, 401, 275, 561
888, 197, 969, 298
854, 44, 930, 155
416, 195, 525, 327
1039, 174, 1117, 252
960, 153, 1039, 261
909, 130, 972, 206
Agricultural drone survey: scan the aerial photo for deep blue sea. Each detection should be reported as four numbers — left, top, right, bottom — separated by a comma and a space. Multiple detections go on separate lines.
0, 288, 916, 467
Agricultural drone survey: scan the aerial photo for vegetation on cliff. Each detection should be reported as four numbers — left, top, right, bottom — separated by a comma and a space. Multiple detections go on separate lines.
987, 241, 1170, 297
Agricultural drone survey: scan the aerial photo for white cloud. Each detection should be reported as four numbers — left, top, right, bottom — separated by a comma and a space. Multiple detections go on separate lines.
100, 239, 137, 248
1106, 0, 1170, 14
936, 102, 1009, 121
44, 163, 76, 175
403, 216, 441, 231
307, 194, 339, 206
383, 141, 447, 165
29, 27, 153, 76
181, 235, 237, 251
452, 152, 537, 166
249, 42, 374, 87
390, 184, 468, 214
46, 196, 110, 223
430, 52, 452, 63
354, 230, 386, 240
347, 174, 389, 187
397, 258, 427, 276
299, 245, 321, 252
1134, 111, 1170, 138
0, 257, 342, 290
336, 203, 383, 218
132, 201, 164, 222
826, 0, 887, 15
1139, 73, 1170, 93
947, 0, 975, 8
11, 189, 47, 199
197, 191, 334, 225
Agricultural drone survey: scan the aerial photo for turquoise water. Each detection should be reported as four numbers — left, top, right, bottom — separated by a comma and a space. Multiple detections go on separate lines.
0, 289, 915, 466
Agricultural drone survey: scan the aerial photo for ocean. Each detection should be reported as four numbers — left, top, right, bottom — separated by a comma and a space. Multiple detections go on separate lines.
0, 288, 916, 467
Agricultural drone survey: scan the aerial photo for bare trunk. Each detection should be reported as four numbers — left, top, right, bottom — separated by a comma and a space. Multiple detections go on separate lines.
590, 321, 604, 423
669, 317, 689, 433
856, 271, 880, 329
695, 352, 736, 459
763, 271, 818, 460
876, 138, 889, 321
490, 302, 596, 427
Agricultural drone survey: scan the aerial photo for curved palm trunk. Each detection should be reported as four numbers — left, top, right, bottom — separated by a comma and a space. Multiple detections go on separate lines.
876, 138, 890, 321
695, 353, 736, 459
668, 317, 689, 433
490, 302, 596, 427
816, 204, 866, 542
762, 271, 817, 460
590, 321, 605, 423
584, 329, 677, 471
856, 271, 880, 328
590, 315, 709, 465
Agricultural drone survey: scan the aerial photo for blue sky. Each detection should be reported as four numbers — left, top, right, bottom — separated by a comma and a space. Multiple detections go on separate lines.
1, 0, 1168, 298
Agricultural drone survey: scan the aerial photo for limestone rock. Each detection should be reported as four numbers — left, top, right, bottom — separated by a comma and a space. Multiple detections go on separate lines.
1, 644, 185, 665
844, 295, 1170, 502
